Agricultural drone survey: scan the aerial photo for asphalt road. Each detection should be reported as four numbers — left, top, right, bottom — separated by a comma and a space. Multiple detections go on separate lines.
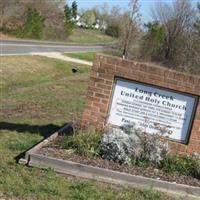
0, 40, 107, 55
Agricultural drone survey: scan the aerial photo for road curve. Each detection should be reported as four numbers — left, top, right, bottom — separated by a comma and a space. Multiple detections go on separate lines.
0, 40, 107, 55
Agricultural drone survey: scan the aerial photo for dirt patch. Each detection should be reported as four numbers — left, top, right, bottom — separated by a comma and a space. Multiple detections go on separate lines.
0, 33, 16, 40
37, 136, 200, 188
0, 193, 18, 200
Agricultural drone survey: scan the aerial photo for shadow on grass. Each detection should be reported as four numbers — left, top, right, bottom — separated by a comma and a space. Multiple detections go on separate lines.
0, 122, 74, 163
0, 122, 61, 137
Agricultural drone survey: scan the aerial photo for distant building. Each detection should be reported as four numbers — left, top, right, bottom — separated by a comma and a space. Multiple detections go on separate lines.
75, 15, 107, 30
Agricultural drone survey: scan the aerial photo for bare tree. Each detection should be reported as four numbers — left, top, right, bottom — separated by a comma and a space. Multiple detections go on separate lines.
0, 0, 19, 31
194, 2, 200, 37
140, 0, 199, 74
121, 0, 141, 59
151, 0, 196, 60
93, 3, 110, 28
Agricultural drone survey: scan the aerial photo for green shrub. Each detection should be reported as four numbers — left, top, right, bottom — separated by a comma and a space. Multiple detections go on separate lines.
140, 21, 165, 62
65, 21, 75, 36
161, 154, 200, 178
105, 25, 121, 38
62, 129, 102, 157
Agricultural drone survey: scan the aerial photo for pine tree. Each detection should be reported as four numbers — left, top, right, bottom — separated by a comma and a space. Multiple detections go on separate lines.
23, 8, 45, 39
64, 4, 72, 21
72, 1, 77, 19
64, 4, 74, 36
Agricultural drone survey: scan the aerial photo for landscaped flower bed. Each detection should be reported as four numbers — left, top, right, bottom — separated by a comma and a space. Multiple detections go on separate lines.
36, 126, 200, 188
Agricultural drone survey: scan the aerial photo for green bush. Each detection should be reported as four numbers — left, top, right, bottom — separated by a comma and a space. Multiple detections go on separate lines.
161, 155, 200, 178
62, 129, 102, 157
105, 25, 121, 38
65, 21, 75, 36
140, 21, 165, 62
22, 8, 45, 39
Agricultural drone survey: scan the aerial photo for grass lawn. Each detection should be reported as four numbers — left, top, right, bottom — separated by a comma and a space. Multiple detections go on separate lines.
63, 51, 122, 62
0, 56, 180, 200
67, 28, 117, 44
64, 52, 97, 62
1, 28, 117, 45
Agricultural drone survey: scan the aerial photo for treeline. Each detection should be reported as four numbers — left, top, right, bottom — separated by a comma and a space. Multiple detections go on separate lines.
82, 1, 141, 58
100, 0, 200, 75
0, 0, 77, 40
139, 0, 200, 74
1, 0, 199, 74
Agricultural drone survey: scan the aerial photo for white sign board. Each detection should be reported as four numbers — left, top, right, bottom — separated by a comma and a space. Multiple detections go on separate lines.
108, 79, 198, 143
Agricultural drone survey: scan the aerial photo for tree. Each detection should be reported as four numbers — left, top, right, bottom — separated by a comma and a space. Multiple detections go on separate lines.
64, 4, 73, 21
34, 0, 66, 40
93, 3, 110, 29
120, 0, 141, 59
0, 0, 12, 31
140, 22, 165, 61
140, 0, 199, 74
0, 0, 67, 39
72, 1, 77, 19
105, 25, 121, 38
23, 8, 45, 39
194, 2, 200, 37
0, 0, 26, 33
106, 5, 121, 26
104, 6, 122, 37
64, 4, 75, 35
81, 10, 96, 28
151, 0, 195, 60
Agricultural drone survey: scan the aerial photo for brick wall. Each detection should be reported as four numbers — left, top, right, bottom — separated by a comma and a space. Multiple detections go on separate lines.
82, 54, 200, 154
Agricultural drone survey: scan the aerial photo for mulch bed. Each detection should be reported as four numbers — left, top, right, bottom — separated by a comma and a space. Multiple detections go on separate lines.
37, 136, 200, 188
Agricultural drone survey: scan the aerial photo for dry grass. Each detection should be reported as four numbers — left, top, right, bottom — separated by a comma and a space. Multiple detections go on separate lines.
1, 56, 90, 125
0, 33, 16, 40
68, 28, 117, 44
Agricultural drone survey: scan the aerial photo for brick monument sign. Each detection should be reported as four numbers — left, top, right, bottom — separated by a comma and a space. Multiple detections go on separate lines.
82, 54, 200, 154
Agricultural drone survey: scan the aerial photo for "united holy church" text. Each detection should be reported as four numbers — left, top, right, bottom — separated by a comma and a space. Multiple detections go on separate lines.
120, 88, 187, 111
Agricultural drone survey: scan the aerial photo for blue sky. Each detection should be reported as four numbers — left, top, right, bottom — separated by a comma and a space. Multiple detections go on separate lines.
68, 0, 199, 23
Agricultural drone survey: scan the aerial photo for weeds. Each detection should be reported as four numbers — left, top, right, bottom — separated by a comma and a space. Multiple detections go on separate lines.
62, 129, 102, 157
161, 154, 200, 178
